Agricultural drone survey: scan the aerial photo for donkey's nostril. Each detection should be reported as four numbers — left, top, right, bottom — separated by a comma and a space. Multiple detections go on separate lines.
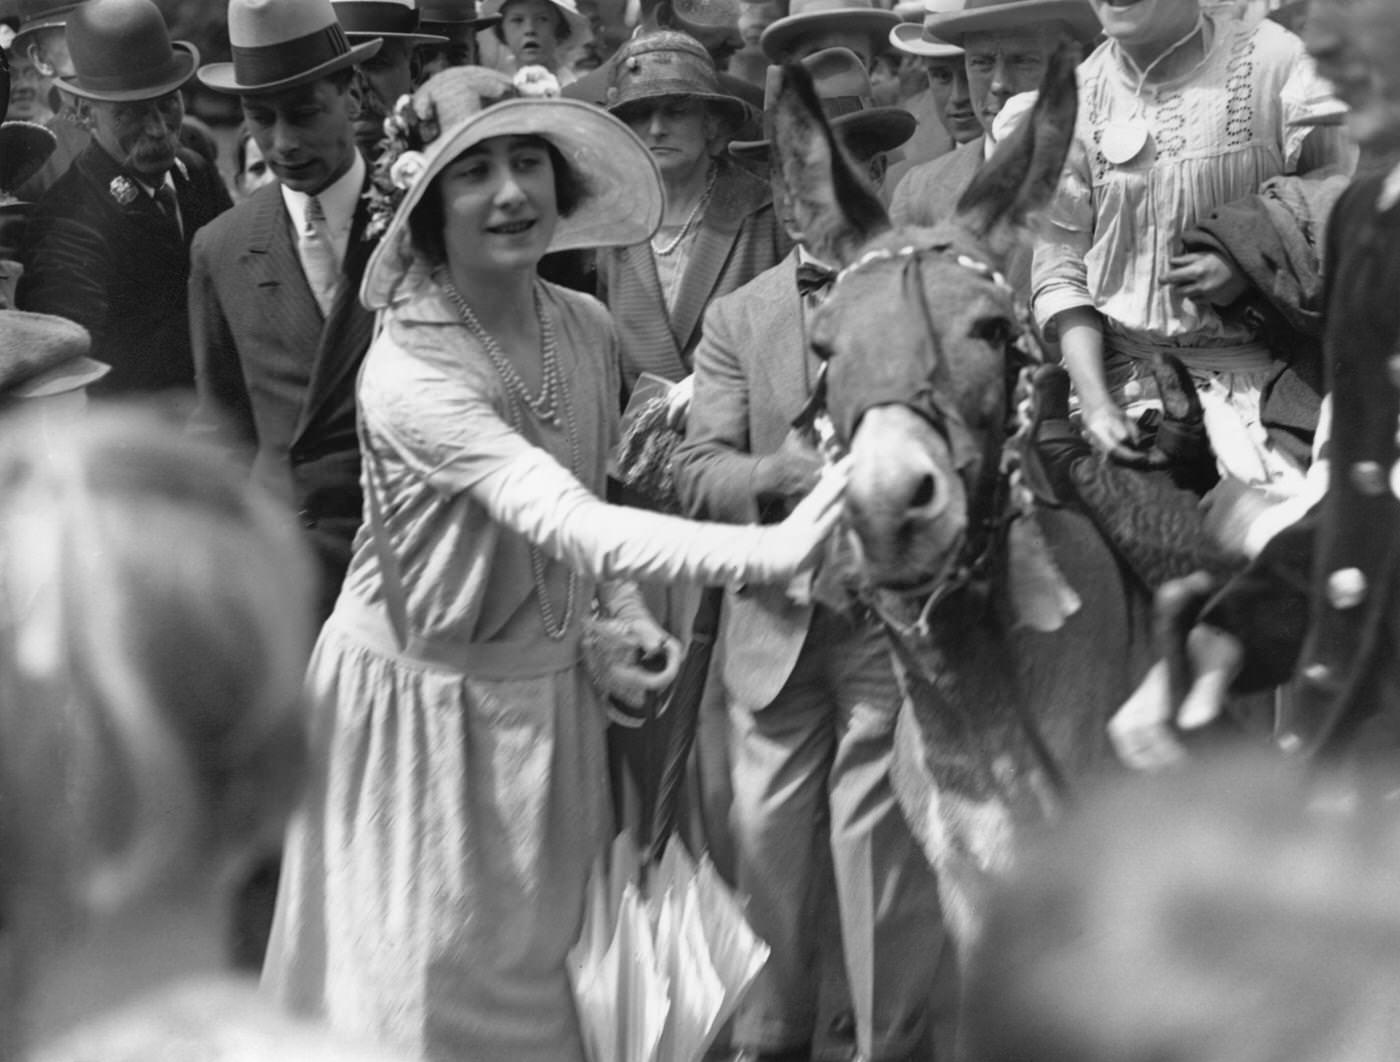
909, 472, 936, 510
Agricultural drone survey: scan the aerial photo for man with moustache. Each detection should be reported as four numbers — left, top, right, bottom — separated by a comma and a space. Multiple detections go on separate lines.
888, 0, 1097, 228
333, 0, 446, 159
18, 0, 231, 397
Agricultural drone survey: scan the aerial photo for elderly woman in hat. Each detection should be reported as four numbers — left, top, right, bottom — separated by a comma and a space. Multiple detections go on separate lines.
598, 31, 784, 387
1034, 0, 1350, 490
260, 67, 845, 1062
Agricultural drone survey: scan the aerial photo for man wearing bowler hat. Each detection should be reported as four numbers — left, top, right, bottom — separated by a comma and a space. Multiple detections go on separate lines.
332, 0, 446, 157
189, 0, 381, 624
10, 0, 92, 202
17, 0, 232, 397
889, 0, 1097, 229
675, 49, 950, 1062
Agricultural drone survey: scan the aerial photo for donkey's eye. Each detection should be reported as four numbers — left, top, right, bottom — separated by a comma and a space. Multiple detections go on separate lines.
969, 316, 1014, 348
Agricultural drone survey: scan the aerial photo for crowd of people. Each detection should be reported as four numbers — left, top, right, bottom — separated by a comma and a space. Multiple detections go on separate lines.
1, 0, 1400, 1059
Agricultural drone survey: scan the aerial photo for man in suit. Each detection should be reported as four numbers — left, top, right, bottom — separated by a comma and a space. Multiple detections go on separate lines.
1107, 0, 1400, 769
888, 0, 1096, 228
18, 0, 231, 398
190, 0, 382, 624
675, 48, 946, 1062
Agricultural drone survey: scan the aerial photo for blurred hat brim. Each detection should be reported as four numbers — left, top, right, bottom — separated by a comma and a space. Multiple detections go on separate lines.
889, 20, 962, 56
929, 0, 1099, 44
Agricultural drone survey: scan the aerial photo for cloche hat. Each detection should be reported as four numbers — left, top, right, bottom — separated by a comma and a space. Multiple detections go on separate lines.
361, 67, 663, 309
332, 0, 448, 46
730, 45, 914, 160
889, 0, 964, 58
606, 32, 754, 131
11, 0, 85, 50
760, 0, 899, 63
927, 0, 1099, 45
52, 0, 197, 103
197, 0, 383, 96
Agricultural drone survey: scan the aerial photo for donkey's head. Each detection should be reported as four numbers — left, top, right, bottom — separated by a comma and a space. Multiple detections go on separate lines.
775, 46, 1078, 589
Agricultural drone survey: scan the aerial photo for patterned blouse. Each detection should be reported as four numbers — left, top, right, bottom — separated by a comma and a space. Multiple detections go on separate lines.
1032, 16, 1344, 366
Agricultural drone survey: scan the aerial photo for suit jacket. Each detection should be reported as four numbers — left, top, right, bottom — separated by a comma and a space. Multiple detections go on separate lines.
886, 86, 953, 195
598, 161, 788, 386
189, 179, 376, 619
19, 141, 231, 396
1201, 173, 1400, 757
673, 252, 819, 708
888, 135, 984, 230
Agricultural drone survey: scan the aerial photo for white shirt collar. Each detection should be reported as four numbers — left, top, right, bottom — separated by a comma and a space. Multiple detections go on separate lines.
281, 151, 366, 242
1379, 160, 1400, 213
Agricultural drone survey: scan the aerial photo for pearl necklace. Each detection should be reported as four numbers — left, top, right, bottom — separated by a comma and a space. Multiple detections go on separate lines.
651, 167, 717, 257
439, 271, 580, 640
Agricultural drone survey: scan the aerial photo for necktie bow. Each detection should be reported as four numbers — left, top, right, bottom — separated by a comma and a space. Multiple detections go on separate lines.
795, 261, 837, 299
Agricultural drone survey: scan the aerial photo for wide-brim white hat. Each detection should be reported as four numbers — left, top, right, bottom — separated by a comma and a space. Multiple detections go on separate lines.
929, 0, 1099, 45
760, 0, 900, 63
890, 0, 964, 57
362, 96, 663, 309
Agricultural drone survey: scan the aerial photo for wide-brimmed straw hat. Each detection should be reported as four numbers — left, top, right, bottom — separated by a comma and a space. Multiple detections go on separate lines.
730, 45, 914, 161
362, 70, 662, 309
11, 0, 85, 50
197, 0, 383, 96
928, 0, 1099, 45
52, 0, 197, 102
760, 0, 899, 62
890, 0, 964, 57
419, 0, 500, 36
333, 0, 448, 46
606, 32, 754, 131
481, 0, 592, 45
0, 311, 108, 399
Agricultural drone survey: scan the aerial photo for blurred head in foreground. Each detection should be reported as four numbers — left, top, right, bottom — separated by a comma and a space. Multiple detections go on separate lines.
965, 752, 1400, 1062
0, 405, 315, 1046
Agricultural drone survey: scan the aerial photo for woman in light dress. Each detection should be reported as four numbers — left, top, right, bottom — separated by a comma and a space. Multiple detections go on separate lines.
262, 68, 845, 1062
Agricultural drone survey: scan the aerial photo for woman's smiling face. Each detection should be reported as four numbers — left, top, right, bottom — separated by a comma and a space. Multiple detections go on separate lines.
440, 135, 559, 275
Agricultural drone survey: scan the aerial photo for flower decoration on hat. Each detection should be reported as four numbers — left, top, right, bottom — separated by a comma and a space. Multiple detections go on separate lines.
363, 65, 560, 241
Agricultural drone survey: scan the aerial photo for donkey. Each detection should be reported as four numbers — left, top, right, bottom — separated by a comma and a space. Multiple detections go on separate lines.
771, 48, 1157, 945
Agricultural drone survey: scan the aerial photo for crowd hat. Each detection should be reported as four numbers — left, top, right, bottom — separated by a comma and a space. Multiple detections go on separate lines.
0, 52, 57, 203
890, 0, 964, 58
480, 0, 591, 44
52, 0, 197, 102
730, 45, 914, 161
671, 0, 744, 34
332, 0, 448, 46
419, 0, 500, 36
760, 0, 899, 63
12, 0, 85, 51
927, 0, 1099, 45
0, 312, 107, 399
361, 68, 663, 309
198, 0, 382, 96
606, 32, 753, 131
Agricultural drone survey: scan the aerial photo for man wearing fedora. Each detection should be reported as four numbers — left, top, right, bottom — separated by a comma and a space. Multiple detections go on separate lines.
886, 0, 981, 188
10, 0, 92, 203
333, 0, 447, 158
759, 0, 901, 67
675, 47, 949, 1062
416, 0, 500, 76
189, 0, 381, 623
888, 0, 1097, 228
17, 0, 231, 398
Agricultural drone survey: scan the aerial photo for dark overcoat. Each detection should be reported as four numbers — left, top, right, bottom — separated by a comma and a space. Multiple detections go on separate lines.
188, 179, 376, 619
19, 141, 231, 395
1203, 172, 1400, 757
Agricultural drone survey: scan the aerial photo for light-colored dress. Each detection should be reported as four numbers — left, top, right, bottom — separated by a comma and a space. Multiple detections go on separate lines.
1032, 16, 1344, 491
263, 264, 794, 1061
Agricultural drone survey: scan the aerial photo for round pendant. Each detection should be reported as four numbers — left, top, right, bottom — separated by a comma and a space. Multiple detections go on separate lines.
1102, 119, 1151, 166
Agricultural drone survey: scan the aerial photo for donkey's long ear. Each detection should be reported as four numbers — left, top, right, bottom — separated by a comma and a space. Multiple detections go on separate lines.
953, 41, 1079, 262
772, 62, 890, 266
